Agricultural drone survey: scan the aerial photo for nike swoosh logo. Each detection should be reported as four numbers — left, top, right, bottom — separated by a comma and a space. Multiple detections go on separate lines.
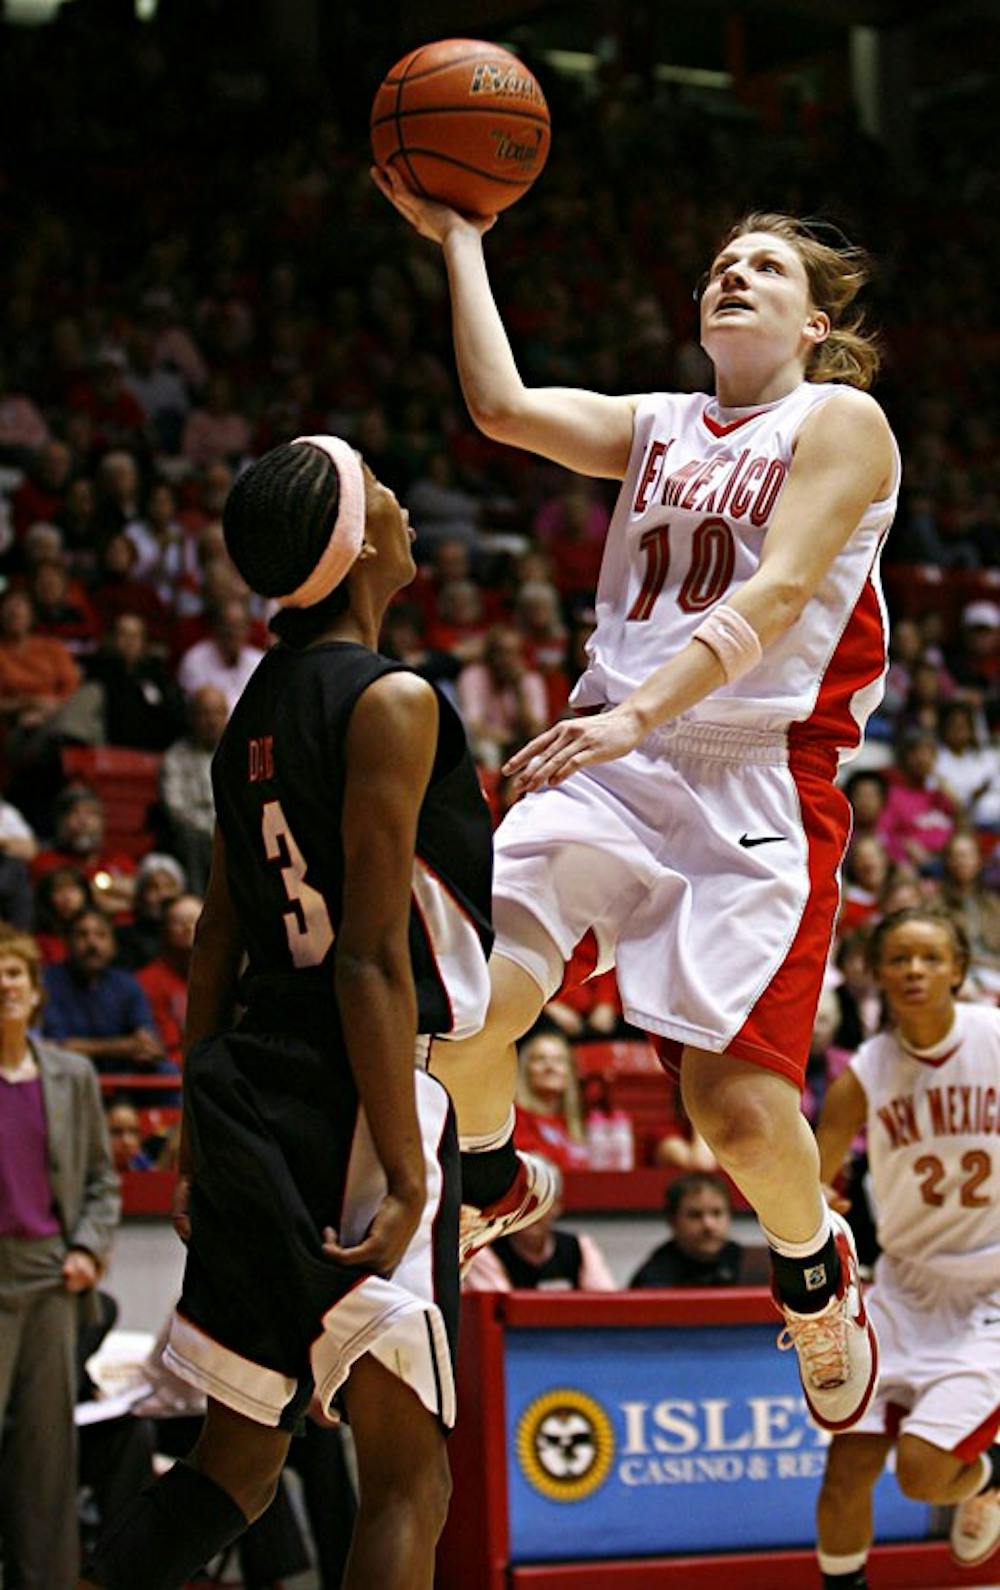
739, 834, 787, 848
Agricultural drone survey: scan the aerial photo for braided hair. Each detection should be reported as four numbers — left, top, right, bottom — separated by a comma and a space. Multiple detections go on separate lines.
223, 443, 354, 647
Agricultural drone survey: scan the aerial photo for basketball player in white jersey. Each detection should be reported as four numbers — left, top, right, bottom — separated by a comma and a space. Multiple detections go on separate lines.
375, 169, 896, 1427
814, 908, 1000, 1587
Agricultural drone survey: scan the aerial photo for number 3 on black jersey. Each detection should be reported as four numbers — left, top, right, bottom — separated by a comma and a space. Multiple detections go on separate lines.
261, 799, 334, 968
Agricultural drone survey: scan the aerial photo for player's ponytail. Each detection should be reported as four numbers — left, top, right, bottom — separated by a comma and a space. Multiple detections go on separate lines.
223, 442, 352, 647
722, 213, 881, 391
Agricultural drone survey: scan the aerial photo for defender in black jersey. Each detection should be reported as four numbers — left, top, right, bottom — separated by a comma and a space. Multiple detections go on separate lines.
83, 435, 525, 1590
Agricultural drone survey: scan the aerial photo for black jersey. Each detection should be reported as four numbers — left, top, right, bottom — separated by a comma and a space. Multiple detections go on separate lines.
211, 641, 493, 1038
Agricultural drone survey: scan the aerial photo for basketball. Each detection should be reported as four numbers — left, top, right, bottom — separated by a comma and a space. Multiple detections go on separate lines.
371, 38, 550, 218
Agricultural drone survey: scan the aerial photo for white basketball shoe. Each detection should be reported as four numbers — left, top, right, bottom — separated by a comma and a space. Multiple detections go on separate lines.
776, 1208, 878, 1432
951, 1485, 1000, 1568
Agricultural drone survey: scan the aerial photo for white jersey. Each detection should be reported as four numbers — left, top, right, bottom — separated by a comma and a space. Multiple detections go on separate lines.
571, 382, 900, 763
851, 1004, 1000, 1293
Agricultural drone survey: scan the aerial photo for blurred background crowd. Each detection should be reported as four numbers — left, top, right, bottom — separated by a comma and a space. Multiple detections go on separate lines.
0, 0, 997, 1177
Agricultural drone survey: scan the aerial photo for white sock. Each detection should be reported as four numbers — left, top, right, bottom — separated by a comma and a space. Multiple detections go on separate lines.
459, 1107, 515, 1154
760, 1209, 832, 1259
816, 1546, 868, 1576
974, 1451, 993, 1494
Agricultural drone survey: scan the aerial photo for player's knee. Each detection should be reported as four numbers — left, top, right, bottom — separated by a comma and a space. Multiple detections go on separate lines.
692, 1089, 773, 1169
894, 1445, 946, 1502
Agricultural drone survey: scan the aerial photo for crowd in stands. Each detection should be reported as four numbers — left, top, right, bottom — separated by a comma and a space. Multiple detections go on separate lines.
0, 19, 998, 1200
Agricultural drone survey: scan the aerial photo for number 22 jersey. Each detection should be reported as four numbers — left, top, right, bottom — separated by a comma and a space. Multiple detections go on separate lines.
572, 381, 901, 764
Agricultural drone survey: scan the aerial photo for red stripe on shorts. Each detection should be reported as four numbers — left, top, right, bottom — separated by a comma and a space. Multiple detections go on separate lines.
554, 928, 601, 997
953, 1403, 1000, 1463
727, 749, 851, 1088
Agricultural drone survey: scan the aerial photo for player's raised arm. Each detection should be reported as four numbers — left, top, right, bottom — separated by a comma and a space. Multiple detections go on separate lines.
325, 669, 440, 1274
372, 165, 636, 480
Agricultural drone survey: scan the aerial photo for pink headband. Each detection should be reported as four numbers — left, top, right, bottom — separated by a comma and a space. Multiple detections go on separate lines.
275, 435, 366, 609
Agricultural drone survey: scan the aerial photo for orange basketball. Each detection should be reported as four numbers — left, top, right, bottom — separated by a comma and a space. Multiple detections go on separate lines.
371, 38, 550, 218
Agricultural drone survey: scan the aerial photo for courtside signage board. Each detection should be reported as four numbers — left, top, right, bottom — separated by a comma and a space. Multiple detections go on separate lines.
506, 1325, 929, 1562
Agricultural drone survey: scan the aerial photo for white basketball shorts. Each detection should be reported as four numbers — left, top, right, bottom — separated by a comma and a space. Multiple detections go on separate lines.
492, 720, 850, 1088
850, 1256, 1000, 1458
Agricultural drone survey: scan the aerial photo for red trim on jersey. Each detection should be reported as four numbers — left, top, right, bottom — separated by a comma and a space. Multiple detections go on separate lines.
728, 751, 852, 1087
789, 541, 888, 756
701, 408, 769, 438
897, 1039, 963, 1069
954, 1404, 1000, 1463
555, 928, 601, 997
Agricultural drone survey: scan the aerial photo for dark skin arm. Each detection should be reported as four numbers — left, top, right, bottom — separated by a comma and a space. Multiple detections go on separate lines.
322, 671, 440, 1274
172, 823, 245, 1240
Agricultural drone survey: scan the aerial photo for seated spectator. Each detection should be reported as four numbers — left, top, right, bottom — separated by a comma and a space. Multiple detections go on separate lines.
86, 611, 186, 751
160, 685, 227, 892
135, 482, 197, 610
514, 1029, 589, 1171
457, 624, 548, 770
838, 833, 891, 936
380, 602, 462, 706
514, 579, 570, 721
40, 906, 174, 1084
25, 555, 100, 656
464, 1170, 615, 1292
116, 854, 187, 971
877, 727, 957, 872
32, 785, 136, 917
0, 587, 89, 759
935, 700, 1000, 825
630, 1174, 751, 1288
406, 450, 482, 550
879, 617, 924, 720
89, 532, 171, 650
105, 1098, 155, 1171
180, 372, 251, 467
136, 892, 201, 1066
532, 478, 606, 602
425, 577, 491, 663
652, 1074, 720, 1174
801, 988, 854, 1128
10, 437, 73, 539
0, 356, 49, 464
939, 829, 1000, 996
947, 599, 1000, 707
176, 595, 265, 713
32, 864, 95, 963
124, 323, 190, 455
69, 348, 148, 455
832, 928, 883, 1051
842, 769, 887, 844
544, 966, 623, 1041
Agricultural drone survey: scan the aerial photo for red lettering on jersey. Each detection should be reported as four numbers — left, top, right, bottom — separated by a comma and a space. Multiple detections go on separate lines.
926, 1087, 947, 1135
749, 458, 787, 527
985, 1086, 997, 1133
633, 439, 670, 513
248, 736, 274, 782
662, 458, 704, 509
895, 1094, 921, 1145
730, 456, 767, 520
715, 449, 750, 515
877, 1102, 904, 1150
697, 458, 730, 514
680, 459, 724, 511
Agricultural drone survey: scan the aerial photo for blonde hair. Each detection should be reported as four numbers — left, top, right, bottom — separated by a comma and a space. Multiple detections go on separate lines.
720, 212, 880, 391
516, 1032, 585, 1142
0, 924, 44, 998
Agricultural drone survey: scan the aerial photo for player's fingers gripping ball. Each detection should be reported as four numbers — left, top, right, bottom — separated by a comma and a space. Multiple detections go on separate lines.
371, 37, 551, 218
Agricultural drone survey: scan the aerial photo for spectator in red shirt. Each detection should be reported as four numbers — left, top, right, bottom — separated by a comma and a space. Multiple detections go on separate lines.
877, 728, 958, 871
137, 893, 201, 1068
457, 624, 548, 771
11, 439, 73, 539
32, 864, 96, 965
69, 348, 148, 454
89, 533, 171, 649
181, 373, 251, 468
26, 558, 100, 657
31, 786, 136, 917
514, 1030, 589, 1172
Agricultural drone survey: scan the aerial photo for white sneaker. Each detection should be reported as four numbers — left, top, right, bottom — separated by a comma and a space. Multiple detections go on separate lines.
776, 1208, 878, 1432
951, 1487, 1000, 1568
459, 1151, 559, 1277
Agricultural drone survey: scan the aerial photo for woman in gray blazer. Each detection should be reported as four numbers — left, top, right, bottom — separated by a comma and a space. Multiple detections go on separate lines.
0, 924, 120, 1589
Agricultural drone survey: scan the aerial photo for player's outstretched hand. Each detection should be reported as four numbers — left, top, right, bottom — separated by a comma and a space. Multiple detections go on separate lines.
370, 164, 496, 245
504, 706, 646, 793
322, 1185, 424, 1277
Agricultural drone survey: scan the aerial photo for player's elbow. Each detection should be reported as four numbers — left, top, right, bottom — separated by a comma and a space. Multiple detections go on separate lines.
757, 574, 812, 639
467, 389, 529, 443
